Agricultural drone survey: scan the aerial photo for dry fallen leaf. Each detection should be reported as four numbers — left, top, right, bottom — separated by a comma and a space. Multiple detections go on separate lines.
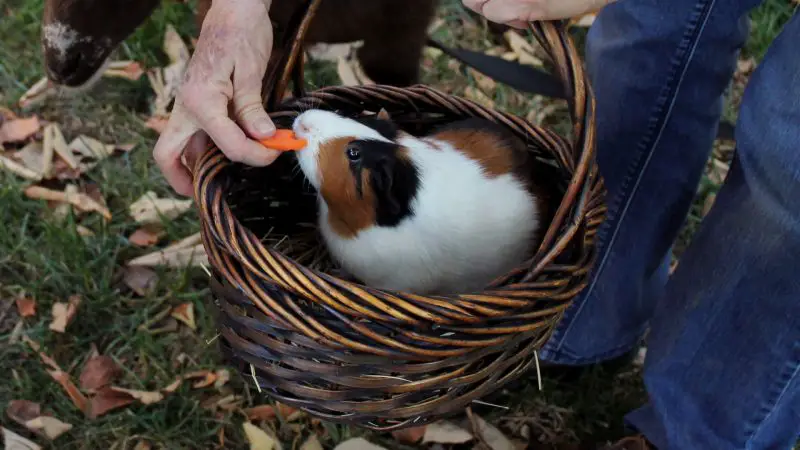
18, 77, 55, 109
24, 186, 112, 221
183, 370, 215, 388
0, 116, 41, 144
162, 378, 183, 394
392, 425, 427, 444
128, 225, 165, 247
48, 370, 89, 415
22, 336, 61, 371
149, 25, 190, 117
15, 296, 36, 317
3, 426, 42, 450
104, 61, 145, 81
0, 153, 42, 180
133, 441, 153, 450
129, 191, 193, 225
464, 86, 495, 109
1, 106, 18, 121
69, 135, 114, 161
24, 416, 72, 440
79, 355, 122, 391
44, 123, 77, 170
503, 30, 543, 68
89, 387, 135, 418
127, 243, 207, 268
467, 68, 497, 94
306, 42, 359, 62
170, 303, 196, 330
109, 387, 164, 405
333, 437, 388, 450
76, 225, 94, 237
213, 369, 230, 389
299, 434, 324, 450
334, 48, 373, 87
49, 295, 81, 333
122, 266, 158, 296
243, 422, 277, 450
423, 421, 473, 445
6, 400, 41, 426
243, 403, 298, 422
470, 414, 514, 450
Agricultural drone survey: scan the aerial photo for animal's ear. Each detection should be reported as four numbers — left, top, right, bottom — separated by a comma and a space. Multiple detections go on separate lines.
377, 108, 391, 121
369, 158, 402, 217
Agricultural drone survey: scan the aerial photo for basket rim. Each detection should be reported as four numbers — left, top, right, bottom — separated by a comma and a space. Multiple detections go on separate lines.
191, 20, 605, 324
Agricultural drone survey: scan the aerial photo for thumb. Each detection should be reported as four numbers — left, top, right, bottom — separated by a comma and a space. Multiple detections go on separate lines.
232, 68, 275, 140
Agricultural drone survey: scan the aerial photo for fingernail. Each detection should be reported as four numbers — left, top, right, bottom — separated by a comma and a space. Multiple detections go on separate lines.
255, 118, 275, 135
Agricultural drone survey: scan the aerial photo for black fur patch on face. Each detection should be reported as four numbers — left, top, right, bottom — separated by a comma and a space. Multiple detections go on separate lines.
346, 139, 419, 227
353, 115, 400, 141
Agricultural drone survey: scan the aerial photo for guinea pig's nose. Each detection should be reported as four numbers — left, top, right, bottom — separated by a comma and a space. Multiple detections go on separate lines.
295, 120, 311, 135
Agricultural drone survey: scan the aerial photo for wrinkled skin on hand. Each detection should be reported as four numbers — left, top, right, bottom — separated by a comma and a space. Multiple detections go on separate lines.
153, 0, 277, 197
462, 0, 613, 27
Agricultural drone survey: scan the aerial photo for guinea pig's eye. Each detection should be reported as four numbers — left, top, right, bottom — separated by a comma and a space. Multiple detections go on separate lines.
346, 144, 361, 162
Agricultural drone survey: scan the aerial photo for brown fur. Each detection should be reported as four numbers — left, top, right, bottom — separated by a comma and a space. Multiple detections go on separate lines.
43, 0, 438, 87
432, 128, 561, 240
432, 129, 519, 178
317, 137, 377, 238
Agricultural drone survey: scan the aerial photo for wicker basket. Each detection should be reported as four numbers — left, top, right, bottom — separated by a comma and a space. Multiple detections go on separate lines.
192, 6, 605, 431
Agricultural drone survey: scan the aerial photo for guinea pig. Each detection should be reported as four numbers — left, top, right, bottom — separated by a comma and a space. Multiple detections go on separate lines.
292, 108, 557, 295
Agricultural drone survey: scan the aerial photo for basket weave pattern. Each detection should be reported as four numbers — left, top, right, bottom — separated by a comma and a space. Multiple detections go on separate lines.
193, 20, 605, 430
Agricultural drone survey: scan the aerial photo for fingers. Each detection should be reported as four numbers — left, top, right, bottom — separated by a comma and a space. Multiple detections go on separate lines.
462, 0, 488, 14
183, 131, 208, 175
232, 56, 275, 140
480, 1, 542, 24
153, 105, 201, 197
184, 86, 280, 167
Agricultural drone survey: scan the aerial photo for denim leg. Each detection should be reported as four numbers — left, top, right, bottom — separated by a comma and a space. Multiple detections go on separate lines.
627, 11, 800, 449
540, 0, 759, 364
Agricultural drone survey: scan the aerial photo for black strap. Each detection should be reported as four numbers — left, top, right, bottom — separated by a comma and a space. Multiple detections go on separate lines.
426, 38, 736, 142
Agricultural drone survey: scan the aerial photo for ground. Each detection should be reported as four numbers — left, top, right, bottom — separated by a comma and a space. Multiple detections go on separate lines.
0, 0, 797, 449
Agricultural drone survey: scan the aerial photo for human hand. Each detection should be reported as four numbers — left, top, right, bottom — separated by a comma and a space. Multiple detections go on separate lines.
153, 0, 278, 197
462, 0, 613, 28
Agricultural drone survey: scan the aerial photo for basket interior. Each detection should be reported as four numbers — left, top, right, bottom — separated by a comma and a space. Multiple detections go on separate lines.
222, 103, 572, 289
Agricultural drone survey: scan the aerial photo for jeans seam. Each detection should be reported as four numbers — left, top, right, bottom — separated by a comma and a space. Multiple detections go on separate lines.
543, 0, 718, 355
540, 326, 646, 365
743, 343, 800, 446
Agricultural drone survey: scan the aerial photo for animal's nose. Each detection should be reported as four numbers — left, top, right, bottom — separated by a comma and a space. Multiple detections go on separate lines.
295, 120, 311, 135
45, 52, 85, 85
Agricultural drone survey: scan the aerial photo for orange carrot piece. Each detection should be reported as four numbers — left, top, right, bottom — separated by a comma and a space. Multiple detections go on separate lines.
259, 129, 307, 151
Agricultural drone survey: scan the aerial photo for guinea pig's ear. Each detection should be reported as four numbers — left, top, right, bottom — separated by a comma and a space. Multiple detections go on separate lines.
377, 108, 391, 121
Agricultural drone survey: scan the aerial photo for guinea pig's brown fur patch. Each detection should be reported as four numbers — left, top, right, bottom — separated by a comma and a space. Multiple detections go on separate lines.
318, 137, 377, 238
432, 125, 561, 238
432, 129, 518, 178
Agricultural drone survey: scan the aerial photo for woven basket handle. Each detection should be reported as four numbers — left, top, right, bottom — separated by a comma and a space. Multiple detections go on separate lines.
261, 0, 323, 111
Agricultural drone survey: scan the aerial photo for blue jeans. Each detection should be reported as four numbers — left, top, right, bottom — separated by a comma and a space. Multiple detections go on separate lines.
538, 0, 800, 448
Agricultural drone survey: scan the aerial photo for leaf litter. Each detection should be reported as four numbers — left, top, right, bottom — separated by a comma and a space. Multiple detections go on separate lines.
48, 294, 81, 333
79, 355, 122, 391
0, 116, 41, 144
170, 302, 196, 330
15, 295, 36, 318
129, 190, 193, 225
3, 426, 42, 450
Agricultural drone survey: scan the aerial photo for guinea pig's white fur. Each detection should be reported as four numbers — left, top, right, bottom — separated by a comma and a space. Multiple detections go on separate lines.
293, 109, 539, 295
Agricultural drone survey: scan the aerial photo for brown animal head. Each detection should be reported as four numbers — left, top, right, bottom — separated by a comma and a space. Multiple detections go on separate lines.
42, 0, 160, 86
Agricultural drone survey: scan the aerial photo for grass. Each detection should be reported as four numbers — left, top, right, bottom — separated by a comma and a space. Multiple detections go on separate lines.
0, 0, 796, 448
